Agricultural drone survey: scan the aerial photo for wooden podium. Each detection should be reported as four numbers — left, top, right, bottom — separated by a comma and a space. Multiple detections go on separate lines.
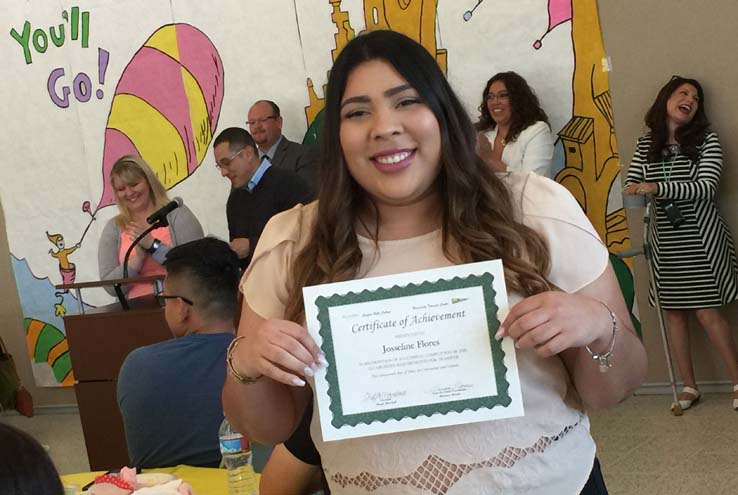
60, 276, 172, 470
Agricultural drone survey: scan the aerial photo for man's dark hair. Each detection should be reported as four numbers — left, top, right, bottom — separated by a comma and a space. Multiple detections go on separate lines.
254, 99, 281, 118
164, 237, 240, 322
213, 127, 257, 153
0, 423, 64, 495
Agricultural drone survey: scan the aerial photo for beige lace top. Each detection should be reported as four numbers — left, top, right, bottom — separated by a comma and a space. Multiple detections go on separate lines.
242, 172, 609, 494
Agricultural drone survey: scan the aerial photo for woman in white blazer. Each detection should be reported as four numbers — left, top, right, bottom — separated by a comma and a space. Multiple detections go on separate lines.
476, 71, 554, 177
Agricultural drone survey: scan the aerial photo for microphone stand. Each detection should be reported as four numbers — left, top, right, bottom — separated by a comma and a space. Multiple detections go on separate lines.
617, 194, 683, 415
116, 216, 169, 311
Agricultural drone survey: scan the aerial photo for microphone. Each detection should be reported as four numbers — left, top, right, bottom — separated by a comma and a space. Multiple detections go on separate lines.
146, 197, 182, 226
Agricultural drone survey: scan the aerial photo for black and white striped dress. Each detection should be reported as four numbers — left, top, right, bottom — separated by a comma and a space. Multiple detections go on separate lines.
625, 132, 738, 309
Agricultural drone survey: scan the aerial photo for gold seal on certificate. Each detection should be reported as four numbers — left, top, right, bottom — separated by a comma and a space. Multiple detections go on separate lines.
303, 260, 524, 441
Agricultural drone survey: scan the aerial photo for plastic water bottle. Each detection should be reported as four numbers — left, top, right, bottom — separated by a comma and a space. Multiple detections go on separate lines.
219, 418, 257, 495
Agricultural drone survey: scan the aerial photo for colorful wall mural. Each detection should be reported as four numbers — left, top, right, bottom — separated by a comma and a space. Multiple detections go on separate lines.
1, 0, 633, 386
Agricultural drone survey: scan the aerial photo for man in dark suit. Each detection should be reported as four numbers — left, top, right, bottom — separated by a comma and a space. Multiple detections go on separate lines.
213, 127, 312, 268
247, 100, 319, 195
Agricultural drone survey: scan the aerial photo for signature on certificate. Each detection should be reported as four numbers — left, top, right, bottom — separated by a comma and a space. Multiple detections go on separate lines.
364, 390, 408, 405
428, 382, 473, 399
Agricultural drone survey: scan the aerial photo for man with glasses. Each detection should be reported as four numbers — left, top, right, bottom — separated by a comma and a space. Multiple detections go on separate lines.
247, 100, 319, 194
116, 237, 239, 468
213, 127, 312, 268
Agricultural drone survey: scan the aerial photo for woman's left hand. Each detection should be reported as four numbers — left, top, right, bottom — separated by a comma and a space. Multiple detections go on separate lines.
498, 291, 613, 357
623, 182, 657, 195
125, 220, 154, 249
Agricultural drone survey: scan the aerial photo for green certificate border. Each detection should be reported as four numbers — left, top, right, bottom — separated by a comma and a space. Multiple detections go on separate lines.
314, 272, 511, 429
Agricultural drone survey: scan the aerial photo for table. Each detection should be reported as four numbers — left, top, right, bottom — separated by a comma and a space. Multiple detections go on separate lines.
60, 465, 259, 494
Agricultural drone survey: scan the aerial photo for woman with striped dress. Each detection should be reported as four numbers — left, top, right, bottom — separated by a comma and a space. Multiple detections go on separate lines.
624, 76, 738, 411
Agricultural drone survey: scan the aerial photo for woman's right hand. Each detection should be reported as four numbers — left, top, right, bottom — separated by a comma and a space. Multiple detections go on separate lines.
232, 317, 325, 387
623, 182, 657, 195
622, 183, 639, 195
124, 220, 154, 249
476, 132, 493, 161
476, 132, 507, 172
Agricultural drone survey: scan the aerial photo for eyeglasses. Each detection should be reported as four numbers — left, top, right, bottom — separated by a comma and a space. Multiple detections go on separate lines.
155, 293, 194, 307
485, 91, 510, 102
246, 115, 277, 127
215, 147, 246, 170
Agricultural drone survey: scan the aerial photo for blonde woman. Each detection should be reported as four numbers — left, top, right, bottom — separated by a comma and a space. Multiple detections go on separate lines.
98, 155, 203, 298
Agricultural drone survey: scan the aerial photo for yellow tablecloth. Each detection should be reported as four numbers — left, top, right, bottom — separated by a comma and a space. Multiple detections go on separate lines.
61, 465, 258, 495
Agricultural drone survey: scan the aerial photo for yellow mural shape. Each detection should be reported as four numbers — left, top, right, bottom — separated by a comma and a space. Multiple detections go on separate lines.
145, 23, 212, 163
557, 0, 631, 259
107, 94, 189, 188
306, 0, 445, 125
181, 66, 212, 164
144, 25, 182, 60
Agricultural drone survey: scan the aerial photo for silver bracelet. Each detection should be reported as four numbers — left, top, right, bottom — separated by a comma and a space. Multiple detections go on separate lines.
585, 301, 617, 373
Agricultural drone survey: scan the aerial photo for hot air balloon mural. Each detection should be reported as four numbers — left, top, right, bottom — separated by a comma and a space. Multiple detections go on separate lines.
97, 23, 224, 209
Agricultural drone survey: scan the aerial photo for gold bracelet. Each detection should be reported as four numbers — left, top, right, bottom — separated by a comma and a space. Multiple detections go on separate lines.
585, 301, 618, 373
226, 335, 263, 385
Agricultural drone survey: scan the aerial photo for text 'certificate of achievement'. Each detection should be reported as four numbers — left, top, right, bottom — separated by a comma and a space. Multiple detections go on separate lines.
302, 260, 523, 441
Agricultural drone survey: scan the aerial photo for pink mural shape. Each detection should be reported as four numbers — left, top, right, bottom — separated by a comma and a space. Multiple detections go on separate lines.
97, 24, 224, 209
533, 0, 572, 49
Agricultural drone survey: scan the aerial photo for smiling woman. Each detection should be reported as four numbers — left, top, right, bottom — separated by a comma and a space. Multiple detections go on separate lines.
223, 30, 647, 495
623, 75, 738, 413
98, 155, 204, 298
476, 71, 554, 177
339, 59, 442, 213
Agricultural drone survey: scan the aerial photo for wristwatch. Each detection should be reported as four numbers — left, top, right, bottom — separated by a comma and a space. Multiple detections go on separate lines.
147, 239, 161, 254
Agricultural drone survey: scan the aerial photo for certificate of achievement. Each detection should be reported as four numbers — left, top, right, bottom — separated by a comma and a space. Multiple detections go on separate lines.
302, 260, 523, 441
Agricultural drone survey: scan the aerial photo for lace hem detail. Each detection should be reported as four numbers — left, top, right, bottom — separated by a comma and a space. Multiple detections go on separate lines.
330, 417, 583, 494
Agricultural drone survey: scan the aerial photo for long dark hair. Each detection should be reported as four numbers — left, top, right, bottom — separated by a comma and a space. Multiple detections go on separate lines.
0, 423, 64, 495
644, 76, 709, 163
476, 71, 549, 142
284, 31, 552, 322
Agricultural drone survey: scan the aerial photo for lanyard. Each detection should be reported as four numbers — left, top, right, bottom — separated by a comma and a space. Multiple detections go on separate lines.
660, 158, 677, 182
659, 143, 681, 182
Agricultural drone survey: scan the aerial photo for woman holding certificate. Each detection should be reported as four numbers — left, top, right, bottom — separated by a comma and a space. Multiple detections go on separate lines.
224, 30, 647, 494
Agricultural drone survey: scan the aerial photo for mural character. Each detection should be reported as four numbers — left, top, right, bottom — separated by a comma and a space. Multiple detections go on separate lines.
46, 231, 79, 287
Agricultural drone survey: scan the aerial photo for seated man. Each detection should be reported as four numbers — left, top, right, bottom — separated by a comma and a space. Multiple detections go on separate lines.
117, 237, 239, 468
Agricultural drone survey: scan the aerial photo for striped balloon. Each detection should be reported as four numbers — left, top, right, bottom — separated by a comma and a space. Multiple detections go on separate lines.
98, 23, 224, 208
